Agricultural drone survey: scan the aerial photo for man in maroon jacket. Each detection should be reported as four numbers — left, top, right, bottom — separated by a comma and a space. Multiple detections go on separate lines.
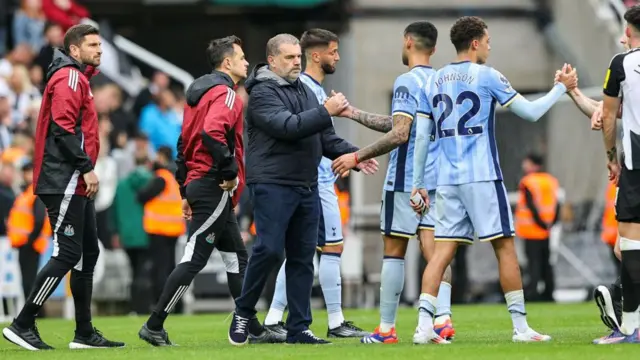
3, 24, 124, 351
139, 35, 267, 346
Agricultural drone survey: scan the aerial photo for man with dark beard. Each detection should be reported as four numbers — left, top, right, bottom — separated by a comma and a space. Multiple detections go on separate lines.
3, 24, 124, 351
260, 28, 372, 341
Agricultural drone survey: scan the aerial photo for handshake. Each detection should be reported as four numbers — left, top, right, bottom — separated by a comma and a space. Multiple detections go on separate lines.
554, 63, 578, 92
323, 90, 353, 117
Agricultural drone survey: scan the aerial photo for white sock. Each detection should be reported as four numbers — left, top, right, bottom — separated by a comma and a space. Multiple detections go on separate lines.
264, 262, 287, 326
328, 311, 345, 330
505, 290, 529, 333
621, 307, 640, 335
418, 293, 437, 330
264, 308, 284, 326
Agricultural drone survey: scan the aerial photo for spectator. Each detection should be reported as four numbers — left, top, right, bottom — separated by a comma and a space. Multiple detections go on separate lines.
0, 83, 12, 151
7, 64, 41, 127
0, 161, 16, 237
33, 22, 63, 73
12, 0, 46, 53
133, 71, 169, 118
28, 63, 43, 93
112, 155, 153, 314
94, 83, 136, 146
1, 128, 33, 166
94, 115, 118, 249
139, 88, 181, 158
111, 131, 152, 180
0, 44, 33, 80
42, 0, 89, 32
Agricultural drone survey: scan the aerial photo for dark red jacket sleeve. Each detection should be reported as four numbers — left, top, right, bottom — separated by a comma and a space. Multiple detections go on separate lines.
49, 68, 93, 174
201, 86, 238, 181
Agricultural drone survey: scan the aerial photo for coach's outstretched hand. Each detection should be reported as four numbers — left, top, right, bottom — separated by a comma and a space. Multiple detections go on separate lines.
355, 158, 379, 175
324, 92, 349, 116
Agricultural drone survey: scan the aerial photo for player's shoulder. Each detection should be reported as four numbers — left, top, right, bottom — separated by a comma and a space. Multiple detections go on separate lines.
300, 73, 322, 90
50, 66, 88, 92
609, 48, 640, 67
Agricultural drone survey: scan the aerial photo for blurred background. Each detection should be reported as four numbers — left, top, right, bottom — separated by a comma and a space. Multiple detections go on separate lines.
0, 0, 635, 320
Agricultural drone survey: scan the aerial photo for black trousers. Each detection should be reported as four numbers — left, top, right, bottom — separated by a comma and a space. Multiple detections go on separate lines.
15, 194, 99, 331
148, 234, 178, 304
125, 248, 152, 314
236, 184, 319, 335
149, 178, 247, 324
18, 245, 40, 300
524, 239, 555, 302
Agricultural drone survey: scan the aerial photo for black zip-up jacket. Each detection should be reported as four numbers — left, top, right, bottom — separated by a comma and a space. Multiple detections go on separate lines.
244, 63, 357, 187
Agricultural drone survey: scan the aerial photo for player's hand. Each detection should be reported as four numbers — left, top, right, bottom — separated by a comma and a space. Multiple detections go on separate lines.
410, 188, 429, 215
607, 161, 621, 185
591, 102, 603, 130
182, 199, 192, 220
324, 92, 349, 116
220, 177, 238, 192
330, 90, 354, 118
83, 170, 99, 199
355, 158, 379, 175
557, 63, 578, 91
332, 153, 358, 177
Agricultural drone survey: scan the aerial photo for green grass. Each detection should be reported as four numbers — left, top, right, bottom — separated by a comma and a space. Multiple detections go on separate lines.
0, 303, 633, 359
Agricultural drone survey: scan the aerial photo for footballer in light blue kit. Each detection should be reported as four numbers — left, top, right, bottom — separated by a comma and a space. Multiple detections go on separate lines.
411, 16, 576, 344
261, 29, 371, 340
327, 22, 455, 345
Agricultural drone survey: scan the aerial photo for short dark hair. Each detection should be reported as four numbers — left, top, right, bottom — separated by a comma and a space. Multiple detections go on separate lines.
404, 21, 438, 51
300, 28, 339, 53
43, 21, 60, 36
450, 16, 488, 53
525, 153, 544, 167
624, 5, 640, 30
156, 146, 173, 162
63, 24, 99, 53
206, 36, 242, 70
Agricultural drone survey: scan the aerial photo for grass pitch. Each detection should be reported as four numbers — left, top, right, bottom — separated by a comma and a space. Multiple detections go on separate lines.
0, 302, 633, 360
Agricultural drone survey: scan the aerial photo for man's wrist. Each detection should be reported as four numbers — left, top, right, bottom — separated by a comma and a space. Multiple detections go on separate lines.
354, 152, 360, 164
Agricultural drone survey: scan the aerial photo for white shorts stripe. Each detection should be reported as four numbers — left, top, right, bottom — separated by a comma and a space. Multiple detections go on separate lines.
52, 170, 80, 257
180, 191, 229, 264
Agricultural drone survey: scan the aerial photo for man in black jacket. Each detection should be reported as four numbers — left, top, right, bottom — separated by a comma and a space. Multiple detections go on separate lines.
228, 33, 365, 346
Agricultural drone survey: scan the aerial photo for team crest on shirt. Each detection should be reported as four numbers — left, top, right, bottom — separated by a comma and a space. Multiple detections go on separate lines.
499, 74, 514, 92
64, 225, 75, 237
205, 232, 215, 244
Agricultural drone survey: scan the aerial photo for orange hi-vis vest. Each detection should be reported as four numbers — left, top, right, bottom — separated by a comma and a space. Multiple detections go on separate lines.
601, 181, 618, 247
143, 168, 186, 237
335, 185, 350, 228
8, 184, 51, 254
515, 172, 559, 240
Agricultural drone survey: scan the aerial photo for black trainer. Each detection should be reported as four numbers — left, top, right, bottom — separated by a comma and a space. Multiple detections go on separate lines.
2, 322, 53, 351
228, 312, 250, 346
69, 328, 125, 349
249, 327, 287, 344
286, 330, 331, 344
327, 321, 371, 338
594, 285, 622, 331
264, 322, 287, 338
139, 323, 174, 346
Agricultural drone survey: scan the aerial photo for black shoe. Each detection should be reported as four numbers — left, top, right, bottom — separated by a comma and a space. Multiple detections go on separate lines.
69, 328, 125, 349
327, 321, 371, 338
286, 330, 331, 344
228, 312, 250, 346
2, 322, 53, 351
249, 327, 287, 344
264, 322, 287, 338
139, 323, 174, 346
594, 285, 621, 331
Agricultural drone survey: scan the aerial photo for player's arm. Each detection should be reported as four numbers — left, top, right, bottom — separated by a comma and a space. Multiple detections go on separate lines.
348, 108, 392, 133
412, 88, 433, 190
487, 68, 568, 122
203, 86, 239, 181
568, 87, 601, 118
49, 68, 94, 174
602, 54, 625, 166
352, 74, 417, 162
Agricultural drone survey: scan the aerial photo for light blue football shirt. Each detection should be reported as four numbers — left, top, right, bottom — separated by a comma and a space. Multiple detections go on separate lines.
384, 65, 437, 192
421, 61, 518, 186
300, 73, 336, 189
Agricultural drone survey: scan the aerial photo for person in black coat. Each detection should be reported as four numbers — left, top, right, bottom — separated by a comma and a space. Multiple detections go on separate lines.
229, 33, 376, 345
